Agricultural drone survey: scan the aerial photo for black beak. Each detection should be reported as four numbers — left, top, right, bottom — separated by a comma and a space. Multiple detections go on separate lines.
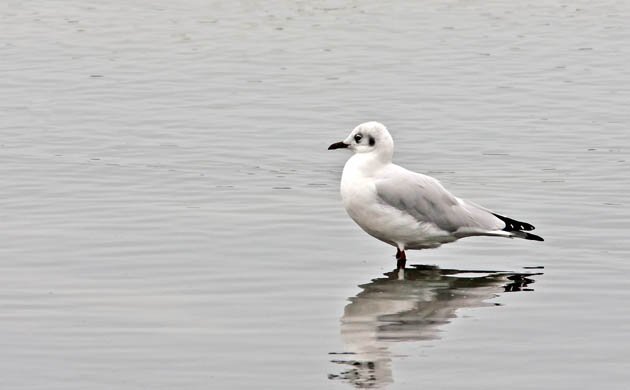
328, 141, 349, 150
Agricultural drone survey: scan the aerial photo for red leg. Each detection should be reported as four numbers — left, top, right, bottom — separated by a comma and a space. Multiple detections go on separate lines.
395, 248, 406, 270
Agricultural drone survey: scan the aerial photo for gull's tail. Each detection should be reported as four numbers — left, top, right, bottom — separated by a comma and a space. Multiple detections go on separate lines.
492, 213, 544, 241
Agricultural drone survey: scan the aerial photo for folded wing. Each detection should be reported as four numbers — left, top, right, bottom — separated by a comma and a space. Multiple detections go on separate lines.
374, 166, 520, 238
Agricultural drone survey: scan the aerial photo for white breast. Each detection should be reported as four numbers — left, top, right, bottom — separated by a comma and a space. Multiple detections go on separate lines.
339, 154, 454, 249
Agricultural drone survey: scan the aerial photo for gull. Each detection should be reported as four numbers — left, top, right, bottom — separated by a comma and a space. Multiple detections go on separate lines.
328, 121, 543, 269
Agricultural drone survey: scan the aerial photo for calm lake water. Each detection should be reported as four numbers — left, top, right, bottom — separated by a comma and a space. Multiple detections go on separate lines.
2, 1, 629, 389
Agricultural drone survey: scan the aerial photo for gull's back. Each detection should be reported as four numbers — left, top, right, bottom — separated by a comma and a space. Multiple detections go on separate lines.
373, 163, 507, 240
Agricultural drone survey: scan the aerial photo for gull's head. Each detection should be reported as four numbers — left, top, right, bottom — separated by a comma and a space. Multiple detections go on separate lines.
328, 121, 394, 161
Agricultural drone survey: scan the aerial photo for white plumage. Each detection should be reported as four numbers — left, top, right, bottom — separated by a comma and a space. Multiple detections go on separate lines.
329, 121, 543, 268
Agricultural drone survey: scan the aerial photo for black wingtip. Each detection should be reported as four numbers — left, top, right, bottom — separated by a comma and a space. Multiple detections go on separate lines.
492, 213, 536, 232
492, 213, 543, 241
524, 232, 544, 241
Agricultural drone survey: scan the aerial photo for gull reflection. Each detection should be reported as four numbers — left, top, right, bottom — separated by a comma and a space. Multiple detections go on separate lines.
329, 265, 541, 388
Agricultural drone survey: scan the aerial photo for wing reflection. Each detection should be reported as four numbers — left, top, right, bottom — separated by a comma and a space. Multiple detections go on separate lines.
329, 265, 541, 388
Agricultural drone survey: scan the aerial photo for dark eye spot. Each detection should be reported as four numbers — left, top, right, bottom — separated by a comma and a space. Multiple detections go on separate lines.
354, 133, 362, 143
369, 136, 375, 146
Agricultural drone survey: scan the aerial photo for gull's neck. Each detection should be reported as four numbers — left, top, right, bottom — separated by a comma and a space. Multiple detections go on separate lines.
344, 151, 390, 178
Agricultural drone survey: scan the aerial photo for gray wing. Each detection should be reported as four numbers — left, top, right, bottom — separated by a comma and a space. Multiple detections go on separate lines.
374, 167, 503, 234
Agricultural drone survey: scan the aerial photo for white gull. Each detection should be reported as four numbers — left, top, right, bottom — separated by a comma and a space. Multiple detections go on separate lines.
328, 121, 543, 269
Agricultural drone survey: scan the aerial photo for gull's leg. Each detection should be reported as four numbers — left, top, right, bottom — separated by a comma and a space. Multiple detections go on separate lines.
395, 248, 406, 270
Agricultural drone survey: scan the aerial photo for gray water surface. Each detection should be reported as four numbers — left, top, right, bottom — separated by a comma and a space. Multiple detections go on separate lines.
2, 1, 629, 389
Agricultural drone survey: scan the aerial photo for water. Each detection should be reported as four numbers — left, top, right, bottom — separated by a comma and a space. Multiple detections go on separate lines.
2, 1, 629, 389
